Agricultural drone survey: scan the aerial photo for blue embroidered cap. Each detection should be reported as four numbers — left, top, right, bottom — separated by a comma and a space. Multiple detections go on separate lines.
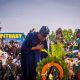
39, 26, 50, 37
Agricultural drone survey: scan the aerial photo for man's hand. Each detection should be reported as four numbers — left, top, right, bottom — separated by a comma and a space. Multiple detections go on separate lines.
32, 44, 44, 50
36, 44, 44, 50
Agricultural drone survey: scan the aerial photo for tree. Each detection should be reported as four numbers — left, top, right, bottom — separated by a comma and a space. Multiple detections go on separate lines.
49, 31, 56, 42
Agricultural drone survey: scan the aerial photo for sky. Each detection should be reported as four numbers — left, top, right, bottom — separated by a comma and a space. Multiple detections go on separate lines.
0, 0, 80, 34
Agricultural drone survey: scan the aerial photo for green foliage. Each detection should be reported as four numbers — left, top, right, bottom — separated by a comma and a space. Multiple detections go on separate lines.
63, 29, 75, 43
49, 31, 56, 42
41, 42, 66, 59
50, 42, 65, 59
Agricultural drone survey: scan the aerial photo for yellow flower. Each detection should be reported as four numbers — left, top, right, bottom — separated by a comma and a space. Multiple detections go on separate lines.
49, 74, 53, 80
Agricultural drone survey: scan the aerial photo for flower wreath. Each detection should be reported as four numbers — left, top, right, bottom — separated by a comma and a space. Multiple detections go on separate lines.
36, 57, 68, 80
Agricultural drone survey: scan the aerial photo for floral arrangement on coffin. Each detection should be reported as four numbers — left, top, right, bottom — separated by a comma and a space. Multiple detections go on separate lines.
36, 42, 69, 80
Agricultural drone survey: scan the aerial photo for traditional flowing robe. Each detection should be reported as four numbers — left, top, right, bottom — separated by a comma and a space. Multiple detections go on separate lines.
21, 32, 48, 80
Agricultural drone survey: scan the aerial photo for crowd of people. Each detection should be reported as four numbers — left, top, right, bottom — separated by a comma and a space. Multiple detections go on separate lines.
0, 27, 80, 80
49, 28, 80, 80
0, 39, 21, 80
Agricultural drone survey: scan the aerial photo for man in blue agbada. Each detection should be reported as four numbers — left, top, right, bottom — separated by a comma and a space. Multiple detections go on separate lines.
21, 26, 50, 80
